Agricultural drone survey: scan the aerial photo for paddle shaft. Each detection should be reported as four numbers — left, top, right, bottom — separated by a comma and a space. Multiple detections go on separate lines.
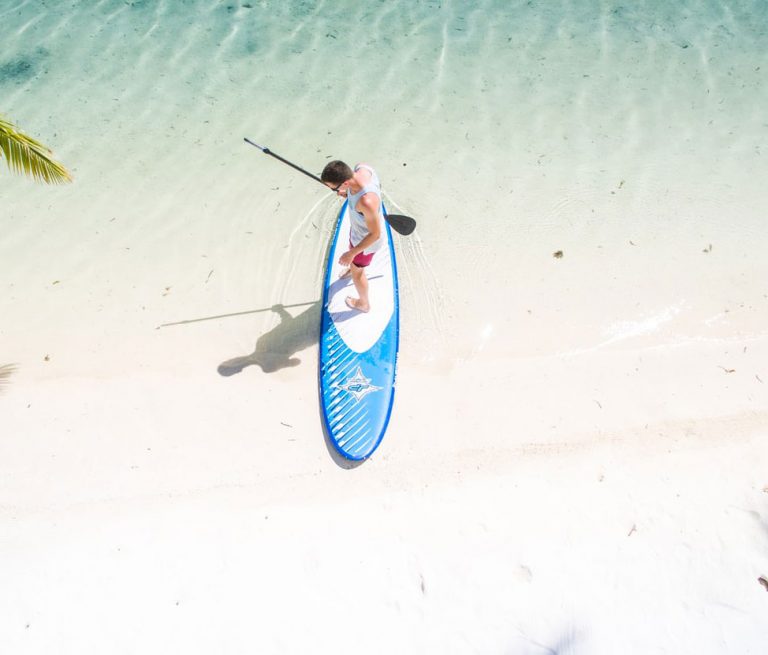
244, 138, 417, 235
244, 138, 324, 186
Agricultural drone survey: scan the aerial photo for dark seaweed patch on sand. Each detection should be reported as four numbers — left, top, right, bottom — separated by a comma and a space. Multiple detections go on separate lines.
0, 48, 50, 85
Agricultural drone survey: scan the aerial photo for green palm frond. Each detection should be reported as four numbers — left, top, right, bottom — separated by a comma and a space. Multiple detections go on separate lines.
0, 115, 72, 184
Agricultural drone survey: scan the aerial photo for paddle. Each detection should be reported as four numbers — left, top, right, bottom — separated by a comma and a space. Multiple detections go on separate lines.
244, 138, 416, 236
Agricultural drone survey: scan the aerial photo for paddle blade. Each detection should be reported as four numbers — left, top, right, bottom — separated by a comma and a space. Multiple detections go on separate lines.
385, 213, 416, 236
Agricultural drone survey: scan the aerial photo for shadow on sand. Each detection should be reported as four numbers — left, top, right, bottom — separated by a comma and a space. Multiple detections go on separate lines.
217, 302, 321, 375
215, 302, 366, 469
160, 301, 366, 468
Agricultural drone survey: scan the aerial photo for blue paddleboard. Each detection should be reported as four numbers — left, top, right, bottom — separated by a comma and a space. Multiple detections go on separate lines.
319, 200, 399, 460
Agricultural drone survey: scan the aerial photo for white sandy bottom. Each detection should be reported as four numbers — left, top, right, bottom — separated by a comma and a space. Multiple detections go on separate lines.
1, 335, 767, 654
2, 434, 765, 654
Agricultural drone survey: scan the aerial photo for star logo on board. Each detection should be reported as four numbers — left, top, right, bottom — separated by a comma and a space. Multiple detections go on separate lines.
333, 366, 382, 402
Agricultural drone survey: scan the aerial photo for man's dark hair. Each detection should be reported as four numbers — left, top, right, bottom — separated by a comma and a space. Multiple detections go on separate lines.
321, 160, 353, 185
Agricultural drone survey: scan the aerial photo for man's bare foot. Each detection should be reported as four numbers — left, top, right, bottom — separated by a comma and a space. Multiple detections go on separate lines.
338, 268, 352, 279
345, 296, 370, 313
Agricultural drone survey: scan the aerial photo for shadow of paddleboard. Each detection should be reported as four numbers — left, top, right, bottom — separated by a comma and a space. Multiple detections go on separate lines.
216, 302, 367, 468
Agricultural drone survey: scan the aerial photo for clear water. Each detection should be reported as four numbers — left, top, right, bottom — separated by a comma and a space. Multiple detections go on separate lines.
1, 0, 767, 370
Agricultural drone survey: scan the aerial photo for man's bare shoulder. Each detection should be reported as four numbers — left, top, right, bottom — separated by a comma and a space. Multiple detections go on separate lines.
358, 192, 380, 212
354, 163, 374, 180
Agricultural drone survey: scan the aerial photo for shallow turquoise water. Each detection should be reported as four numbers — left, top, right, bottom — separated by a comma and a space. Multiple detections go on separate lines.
3, 0, 765, 182
1, 0, 767, 362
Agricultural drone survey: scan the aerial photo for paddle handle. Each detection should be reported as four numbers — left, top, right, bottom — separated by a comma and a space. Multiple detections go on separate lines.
244, 138, 324, 186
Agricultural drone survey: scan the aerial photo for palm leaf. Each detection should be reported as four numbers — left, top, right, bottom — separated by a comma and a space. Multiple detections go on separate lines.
0, 115, 72, 184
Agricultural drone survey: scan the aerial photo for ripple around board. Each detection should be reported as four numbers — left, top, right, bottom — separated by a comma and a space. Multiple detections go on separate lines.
382, 193, 448, 362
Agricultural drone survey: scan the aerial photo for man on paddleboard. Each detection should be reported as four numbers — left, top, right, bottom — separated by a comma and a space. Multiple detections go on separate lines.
321, 160, 383, 313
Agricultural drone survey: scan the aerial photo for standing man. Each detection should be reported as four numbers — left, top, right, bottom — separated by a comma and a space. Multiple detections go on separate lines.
320, 160, 383, 313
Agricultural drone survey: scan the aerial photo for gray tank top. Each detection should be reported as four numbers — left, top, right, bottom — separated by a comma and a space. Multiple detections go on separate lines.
347, 164, 383, 254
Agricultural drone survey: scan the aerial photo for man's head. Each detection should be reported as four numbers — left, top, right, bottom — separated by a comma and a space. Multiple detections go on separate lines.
321, 160, 353, 195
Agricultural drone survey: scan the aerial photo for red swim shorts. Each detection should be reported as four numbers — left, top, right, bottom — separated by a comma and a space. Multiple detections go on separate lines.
350, 241, 375, 268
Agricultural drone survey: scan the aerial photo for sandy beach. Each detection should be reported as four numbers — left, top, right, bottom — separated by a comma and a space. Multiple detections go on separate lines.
2, 1, 767, 652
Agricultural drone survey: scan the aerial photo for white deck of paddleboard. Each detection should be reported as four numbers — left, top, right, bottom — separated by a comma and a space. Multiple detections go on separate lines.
325, 204, 395, 353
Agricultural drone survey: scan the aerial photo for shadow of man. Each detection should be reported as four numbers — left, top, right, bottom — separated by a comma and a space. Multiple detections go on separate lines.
218, 302, 321, 376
